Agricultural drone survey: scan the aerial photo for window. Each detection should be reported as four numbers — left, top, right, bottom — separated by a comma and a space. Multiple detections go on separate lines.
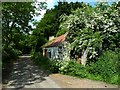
47, 48, 51, 58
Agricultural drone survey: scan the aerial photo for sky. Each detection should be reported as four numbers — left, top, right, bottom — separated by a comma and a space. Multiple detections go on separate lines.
35, 0, 98, 22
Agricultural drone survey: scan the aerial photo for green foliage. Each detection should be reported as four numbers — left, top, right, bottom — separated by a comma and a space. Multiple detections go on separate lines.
58, 2, 119, 84
2, 1, 47, 56
31, 50, 51, 70
34, 8, 57, 39
49, 60, 62, 73
2, 2, 35, 47
2, 2, 47, 81
58, 50, 119, 84
2, 46, 22, 61
56, 28, 68, 36
59, 60, 87, 78
31, 49, 119, 84
87, 50, 119, 84
2, 47, 22, 71
49, 59, 70, 73
2, 2, 35, 60
30, 33, 47, 53
35, 2, 85, 39
60, 2, 120, 62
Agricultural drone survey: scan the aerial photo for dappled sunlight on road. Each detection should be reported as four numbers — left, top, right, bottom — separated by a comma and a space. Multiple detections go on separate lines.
2, 56, 118, 89
3, 56, 60, 89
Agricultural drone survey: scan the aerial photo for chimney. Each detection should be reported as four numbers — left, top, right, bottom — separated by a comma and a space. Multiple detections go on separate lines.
49, 36, 55, 41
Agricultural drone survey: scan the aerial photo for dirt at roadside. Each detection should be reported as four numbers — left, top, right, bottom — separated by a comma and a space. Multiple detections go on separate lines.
49, 74, 118, 88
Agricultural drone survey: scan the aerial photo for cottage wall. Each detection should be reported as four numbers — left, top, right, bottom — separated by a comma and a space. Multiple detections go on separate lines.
43, 33, 69, 60
44, 43, 67, 60
46, 47, 58, 59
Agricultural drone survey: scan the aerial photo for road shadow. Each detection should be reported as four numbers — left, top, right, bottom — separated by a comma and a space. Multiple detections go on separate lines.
2, 56, 51, 89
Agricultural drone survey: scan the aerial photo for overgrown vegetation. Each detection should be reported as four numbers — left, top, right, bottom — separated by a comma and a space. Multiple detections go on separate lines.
2, 1, 119, 86
30, 2, 87, 55
31, 2, 119, 85
58, 2, 119, 84
87, 50, 119, 84
31, 51, 51, 70
61, 50, 119, 85
31, 50, 119, 84
2, 1, 47, 82
60, 2, 120, 62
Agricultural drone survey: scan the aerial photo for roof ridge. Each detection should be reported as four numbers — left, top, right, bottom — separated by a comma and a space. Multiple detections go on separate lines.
42, 32, 68, 48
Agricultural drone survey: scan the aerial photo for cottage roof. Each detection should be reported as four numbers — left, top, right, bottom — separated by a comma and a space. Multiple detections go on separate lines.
42, 32, 68, 48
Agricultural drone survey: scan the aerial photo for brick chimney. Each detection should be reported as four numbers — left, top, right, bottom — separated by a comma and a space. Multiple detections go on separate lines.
49, 36, 55, 41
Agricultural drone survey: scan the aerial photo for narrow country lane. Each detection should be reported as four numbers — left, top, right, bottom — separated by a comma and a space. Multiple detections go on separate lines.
2, 55, 118, 89
2, 55, 61, 89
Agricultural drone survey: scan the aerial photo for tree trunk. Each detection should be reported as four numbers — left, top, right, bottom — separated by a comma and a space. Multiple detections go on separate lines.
81, 49, 87, 66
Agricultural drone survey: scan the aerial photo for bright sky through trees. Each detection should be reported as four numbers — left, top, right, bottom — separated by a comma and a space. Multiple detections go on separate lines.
35, 0, 100, 21
31, 0, 114, 28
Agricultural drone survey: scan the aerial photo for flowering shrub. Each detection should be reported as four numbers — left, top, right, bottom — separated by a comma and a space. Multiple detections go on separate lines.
49, 59, 70, 73
31, 50, 119, 84
60, 2, 120, 62
59, 50, 119, 84
31, 2, 119, 84
59, 60, 88, 78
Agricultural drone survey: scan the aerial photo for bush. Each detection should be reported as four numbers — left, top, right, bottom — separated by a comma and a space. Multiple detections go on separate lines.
87, 50, 119, 84
2, 48, 21, 63
49, 59, 70, 73
49, 60, 61, 73
59, 60, 87, 78
31, 51, 51, 70
2, 47, 21, 78
31, 49, 119, 84
31, 50, 70, 73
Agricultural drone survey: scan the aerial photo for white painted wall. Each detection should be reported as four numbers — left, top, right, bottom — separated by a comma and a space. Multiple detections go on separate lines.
46, 43, 66, 60
46, 47, 59, 60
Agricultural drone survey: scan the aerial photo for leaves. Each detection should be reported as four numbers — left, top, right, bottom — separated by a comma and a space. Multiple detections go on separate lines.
60, 2, 120, 61
2, 1, 47, 58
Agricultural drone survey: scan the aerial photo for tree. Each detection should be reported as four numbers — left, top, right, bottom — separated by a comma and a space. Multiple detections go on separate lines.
35, 8, 57, 39
34, 1, 85, 41
60, 2, 120, 64
2, 1, 47, 82
2, 1, 47, 54
56, 2, 87, 36
2, 2, 33, 48
30, 2, 86, 54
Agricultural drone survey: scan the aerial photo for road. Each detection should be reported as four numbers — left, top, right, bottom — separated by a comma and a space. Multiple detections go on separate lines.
2, 55, 118, 89
2, 55, 61, 89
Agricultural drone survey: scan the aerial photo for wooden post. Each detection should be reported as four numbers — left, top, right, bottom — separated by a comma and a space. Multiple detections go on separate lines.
43, 48, 45, 56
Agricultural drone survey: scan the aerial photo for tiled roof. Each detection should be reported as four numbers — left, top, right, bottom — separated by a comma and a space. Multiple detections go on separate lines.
44, 32, 68, 48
